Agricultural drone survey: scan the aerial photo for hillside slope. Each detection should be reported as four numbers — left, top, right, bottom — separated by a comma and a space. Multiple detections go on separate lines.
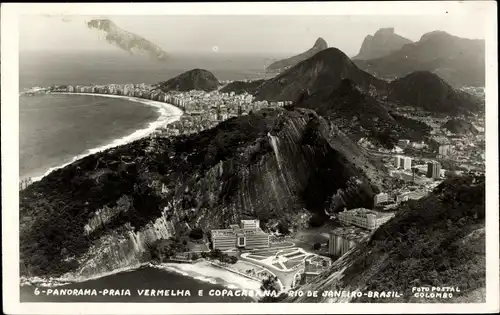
266, 37, 328, 73
255, 48, 387, 102
294, 79, 431, 148
20, 108, 385, 279
353, 28, 413, 60
287, 174, 485, 303
156, 69, 219, 92
354, 31, 485, 87
388, 71, 482, 114
442, 118, 480, 135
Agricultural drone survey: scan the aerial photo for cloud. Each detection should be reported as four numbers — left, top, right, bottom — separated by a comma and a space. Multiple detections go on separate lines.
86, 19, 169, 62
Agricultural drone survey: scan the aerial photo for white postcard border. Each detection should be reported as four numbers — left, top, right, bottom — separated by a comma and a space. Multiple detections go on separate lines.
2, 2, 498, 314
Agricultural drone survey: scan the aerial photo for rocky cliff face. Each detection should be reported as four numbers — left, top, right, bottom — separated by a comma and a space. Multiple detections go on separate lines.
20, 108, 384, 279
266, 37, 328, 73
354, 31, 485, 87
287, 174, 485, 303
353, 28, 413, 60
156, 69, 219, 92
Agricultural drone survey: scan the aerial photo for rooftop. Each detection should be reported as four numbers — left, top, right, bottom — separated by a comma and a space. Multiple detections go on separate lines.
330, 226, 371, 242
340, 208, 395, 219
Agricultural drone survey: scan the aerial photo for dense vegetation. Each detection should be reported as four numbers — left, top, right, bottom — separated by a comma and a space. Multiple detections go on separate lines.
220, 79, 266, 95
156, 68, 219, 92
388, 71, 482, 115
21, 107, 381, 277
294, 79, 431, 149
342, 174, 485, 302
286, 174, 485, 303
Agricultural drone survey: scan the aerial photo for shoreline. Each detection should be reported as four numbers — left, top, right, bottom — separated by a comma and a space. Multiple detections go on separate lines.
21, 261, 264, 299
20, 263, 150, 287
152, 261, 263, 299
22, 92, 183, 182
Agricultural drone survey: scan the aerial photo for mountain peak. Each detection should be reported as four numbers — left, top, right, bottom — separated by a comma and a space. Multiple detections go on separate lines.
353, 28, 413, 60
419, 30, 453, 42
313, 37, 328, 50
266, 37, 329, 72
374, 27, 395, 36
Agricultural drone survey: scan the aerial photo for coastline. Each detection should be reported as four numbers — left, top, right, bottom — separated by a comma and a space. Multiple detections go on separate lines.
21, 261, 264, 299
24, 92, 183, 182
152, 261, 263, 297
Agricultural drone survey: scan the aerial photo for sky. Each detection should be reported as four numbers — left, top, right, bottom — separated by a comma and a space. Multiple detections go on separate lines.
19, 14, 487, 57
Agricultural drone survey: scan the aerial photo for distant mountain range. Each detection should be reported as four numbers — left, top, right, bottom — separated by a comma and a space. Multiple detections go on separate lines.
255, 47, 387, 102
353, 28, 413, 60
221, 44, 482, 117
354, 31, 485, 87
265, 37, 328, 73
156, 69, 219, 92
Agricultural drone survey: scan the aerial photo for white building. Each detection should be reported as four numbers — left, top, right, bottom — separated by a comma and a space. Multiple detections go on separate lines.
338, 208, 395, 230
373, 192, 389, 206
393, 155, 401, 168
401, 156, 412, 170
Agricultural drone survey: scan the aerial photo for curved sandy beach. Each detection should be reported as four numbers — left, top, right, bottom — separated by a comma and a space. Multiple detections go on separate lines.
29, 92, 184, 182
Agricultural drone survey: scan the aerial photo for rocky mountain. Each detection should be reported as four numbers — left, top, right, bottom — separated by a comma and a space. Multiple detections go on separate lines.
353, 28, 413, 60
442, 118, 480, 135
156, 69, 219, 93
266, 37, 329, 73
354, 31, 485, 87
87, 19, 169, 62
287, 173, 486, 303
388, 71, 483, 115
20, 108, 386, 279
293, 79, 431, 148
255, 47, 388, 102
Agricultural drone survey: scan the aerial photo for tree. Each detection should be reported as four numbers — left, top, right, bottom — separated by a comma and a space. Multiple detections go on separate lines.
189, 227, 204, 240
259, 275, 285, 302
309, 214, 324, 227
313, 243, 322, 251
277, 222, 290, 235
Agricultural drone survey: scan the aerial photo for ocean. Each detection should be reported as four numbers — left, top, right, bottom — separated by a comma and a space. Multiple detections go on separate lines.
20, 266, 255, 303
19, 50, 276, 302
19, 50, 278, 180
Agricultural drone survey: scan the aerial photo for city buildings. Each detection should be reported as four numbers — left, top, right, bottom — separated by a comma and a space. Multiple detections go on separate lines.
338, 208, 395, 230
393, 155, 412, 170
393, 156, 401, 168
427, 161, 442, 179
397, 139, 410, 147
328, 226, 371, 257
401, 156, 412, 170
373, 192, 389, 206
438, 144, 452, 157
211, 220, 270, 251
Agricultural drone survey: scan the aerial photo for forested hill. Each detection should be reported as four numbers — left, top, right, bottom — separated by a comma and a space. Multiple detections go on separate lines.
287, 173, 486, 303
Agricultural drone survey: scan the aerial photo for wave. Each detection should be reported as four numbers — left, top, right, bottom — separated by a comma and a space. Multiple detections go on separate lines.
21, 263, 149, 287
27, 92, 183, 182
152, 261, 262, 293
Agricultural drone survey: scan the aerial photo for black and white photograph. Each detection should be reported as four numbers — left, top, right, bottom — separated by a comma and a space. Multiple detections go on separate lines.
1, 2, 498, 314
